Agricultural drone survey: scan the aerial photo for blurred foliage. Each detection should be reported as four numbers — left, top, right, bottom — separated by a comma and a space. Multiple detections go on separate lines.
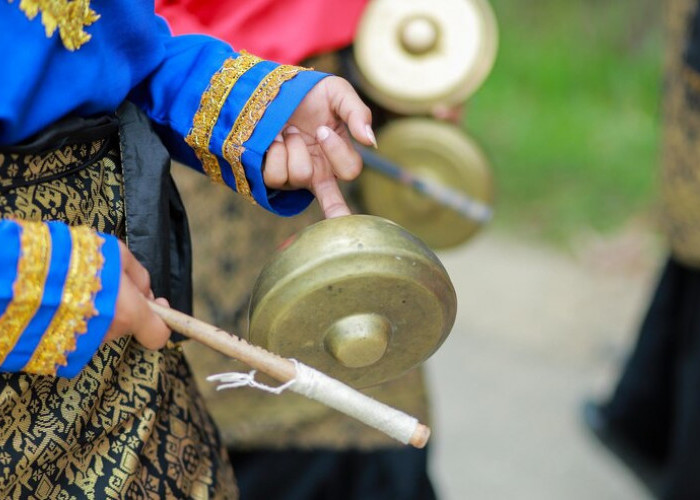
465, 0, 663, 242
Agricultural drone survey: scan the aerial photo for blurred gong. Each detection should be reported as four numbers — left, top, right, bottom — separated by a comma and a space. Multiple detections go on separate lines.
247, 215, 457, 388
359, 118, 494, 249
353, 0, 498, 114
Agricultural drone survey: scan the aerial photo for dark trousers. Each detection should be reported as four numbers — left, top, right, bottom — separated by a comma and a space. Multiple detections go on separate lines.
229, 447, 437, 500
604, 257, 700, 500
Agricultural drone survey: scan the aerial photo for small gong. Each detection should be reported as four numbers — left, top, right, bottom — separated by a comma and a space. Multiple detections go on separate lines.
358, 118, 494, 249
353, 0, 498, 114
247, 215, 457, 388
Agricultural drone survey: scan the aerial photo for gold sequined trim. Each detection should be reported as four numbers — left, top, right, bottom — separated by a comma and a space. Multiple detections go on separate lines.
0, 220, 51, 365
9, 0, 100, 51
222, 65, 308, 203
24, 225, 104, 375
185, 52, 262, 184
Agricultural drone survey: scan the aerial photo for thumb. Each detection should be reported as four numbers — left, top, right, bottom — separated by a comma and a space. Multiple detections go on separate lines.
327, 77, 376, 147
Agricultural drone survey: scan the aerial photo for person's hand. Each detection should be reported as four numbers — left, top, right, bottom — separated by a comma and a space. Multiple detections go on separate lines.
263, 76, 376, 218
103, 241, 171, 350
431, 103, 464, 124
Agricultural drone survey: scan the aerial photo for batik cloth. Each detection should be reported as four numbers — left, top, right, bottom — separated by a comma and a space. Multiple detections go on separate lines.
661, 0, 700, 265
0, 111, 237, 499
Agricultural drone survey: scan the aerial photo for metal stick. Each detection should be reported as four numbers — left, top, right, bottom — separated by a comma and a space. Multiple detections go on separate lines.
356, 144, 493, 223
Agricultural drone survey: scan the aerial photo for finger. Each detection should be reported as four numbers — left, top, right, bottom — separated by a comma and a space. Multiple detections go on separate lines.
104, 275, 142, 343
284, 127, 313, 187
115, 276, 171, 350
263, 141, 289, 188
316, 126, 363, 181
432, 104, 463, 124
118, 241, 151, 297
327, 77, 375, 147
154, 297, 170, 308
312, 174, 351, 219
129, 291, 171, 350
103, 295, 128, 343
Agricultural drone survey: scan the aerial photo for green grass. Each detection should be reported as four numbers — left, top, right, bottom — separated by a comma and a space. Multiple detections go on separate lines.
464, 0, 662, 242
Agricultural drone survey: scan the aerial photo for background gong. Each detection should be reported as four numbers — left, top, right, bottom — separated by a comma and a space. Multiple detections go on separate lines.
353, 0, 499, 114
358, 118, 495, 249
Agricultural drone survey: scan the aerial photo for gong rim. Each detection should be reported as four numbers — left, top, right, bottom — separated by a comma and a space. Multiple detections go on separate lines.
353, 0, 499, 114
358, 118, 495, 249
248, 215, 457, 388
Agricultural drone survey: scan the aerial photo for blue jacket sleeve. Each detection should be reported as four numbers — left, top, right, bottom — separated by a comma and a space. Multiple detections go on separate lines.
130, 18, 328, 216
0, 219, 120, 378
0, 4, 326, 215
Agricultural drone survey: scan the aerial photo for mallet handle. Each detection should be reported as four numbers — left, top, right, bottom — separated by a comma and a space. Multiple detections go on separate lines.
148, 301, 430, 448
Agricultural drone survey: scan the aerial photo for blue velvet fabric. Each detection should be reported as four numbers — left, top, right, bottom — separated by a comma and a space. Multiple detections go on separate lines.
0, 1, 324, 214
0, 222, 73, 373
0, 221, 122, 377
0, 0, 325, 375
57, 232, 121, 378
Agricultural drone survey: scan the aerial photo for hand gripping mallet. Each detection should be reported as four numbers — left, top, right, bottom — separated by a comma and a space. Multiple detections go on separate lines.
149, 301, 431, 448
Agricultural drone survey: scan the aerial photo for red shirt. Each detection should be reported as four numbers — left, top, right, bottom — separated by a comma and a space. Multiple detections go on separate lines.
155, 0, 368, 64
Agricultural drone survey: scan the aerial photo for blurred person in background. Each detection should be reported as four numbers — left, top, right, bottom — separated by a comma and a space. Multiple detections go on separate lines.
156, 0, 439, 498
584, 1, 700, 498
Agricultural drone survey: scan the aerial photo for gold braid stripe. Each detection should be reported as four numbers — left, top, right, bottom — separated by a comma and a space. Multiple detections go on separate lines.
24, 226, 104, 375
9, 0, 100, 51
222, 64, 309, 203
185, 52, 262, 184
0, 220, 51, 365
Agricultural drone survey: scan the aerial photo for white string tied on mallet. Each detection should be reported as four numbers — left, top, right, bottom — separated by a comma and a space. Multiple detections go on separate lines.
209, 359, 419, 445
207, 370, 295, 394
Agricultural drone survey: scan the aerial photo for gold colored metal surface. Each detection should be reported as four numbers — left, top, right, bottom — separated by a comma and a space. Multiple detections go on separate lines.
353, 0, 498, 114
325, 313, 391, 368
399, 16, 440, 55
248, 215, 457, 388
358, 118, 494, 249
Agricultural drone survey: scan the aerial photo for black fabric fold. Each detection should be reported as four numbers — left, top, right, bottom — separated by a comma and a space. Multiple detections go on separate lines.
2, 114, 119, 154
117, 102, 193, 336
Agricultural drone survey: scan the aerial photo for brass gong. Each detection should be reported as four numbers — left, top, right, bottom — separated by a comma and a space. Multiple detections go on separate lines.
353, 0, 498, 114
247, 215, 457, 388
358, 118, 494, 249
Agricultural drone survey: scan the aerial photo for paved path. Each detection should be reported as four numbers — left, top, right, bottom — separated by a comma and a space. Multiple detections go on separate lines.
425, 229, 662, 499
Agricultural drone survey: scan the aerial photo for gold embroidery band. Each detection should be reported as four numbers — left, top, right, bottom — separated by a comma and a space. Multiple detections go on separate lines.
222, 65, 308, 203
185, 52, 262, 184
9, 0, 100, 51
24, 226, 104, 375
0, 221, 51, 365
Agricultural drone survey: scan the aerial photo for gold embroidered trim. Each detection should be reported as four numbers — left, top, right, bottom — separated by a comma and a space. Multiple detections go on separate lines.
24, 226, 104, 375
185, 52, 262, 184
0, 221, 51, 365
222, 64, 308, 203
9, 0, 100, 51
